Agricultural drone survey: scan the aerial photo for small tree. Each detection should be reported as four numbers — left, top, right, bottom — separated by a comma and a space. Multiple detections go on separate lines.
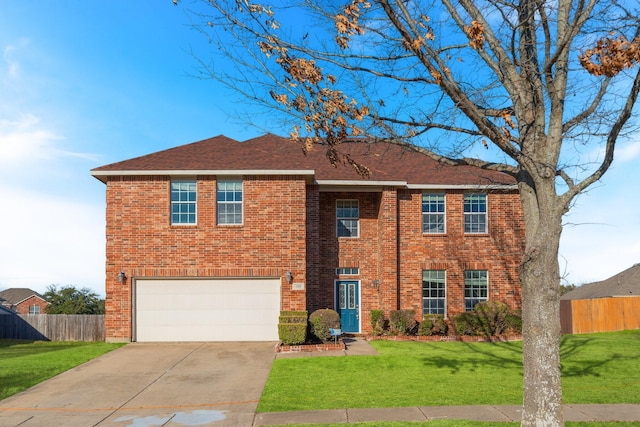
43, 285, 105, 314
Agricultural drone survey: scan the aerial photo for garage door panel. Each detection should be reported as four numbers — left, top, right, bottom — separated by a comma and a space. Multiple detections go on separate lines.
136, 279, 281, 342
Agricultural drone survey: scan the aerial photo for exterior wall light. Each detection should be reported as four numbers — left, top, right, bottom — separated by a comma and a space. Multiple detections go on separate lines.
285, 271, 293, 283
118, 271, 127, 284
373, 279, 381, 290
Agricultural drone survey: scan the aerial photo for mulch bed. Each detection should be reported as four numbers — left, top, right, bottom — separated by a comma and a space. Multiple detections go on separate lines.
276, 339, 346, 353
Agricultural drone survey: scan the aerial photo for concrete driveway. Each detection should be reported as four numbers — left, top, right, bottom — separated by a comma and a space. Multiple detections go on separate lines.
0, 342, 277, 427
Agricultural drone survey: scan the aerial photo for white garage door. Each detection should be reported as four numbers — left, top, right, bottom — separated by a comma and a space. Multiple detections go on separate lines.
135, 278, 281, 342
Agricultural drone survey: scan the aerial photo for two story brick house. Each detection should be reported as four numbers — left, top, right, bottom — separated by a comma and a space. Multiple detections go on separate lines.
91, 134, 524, 342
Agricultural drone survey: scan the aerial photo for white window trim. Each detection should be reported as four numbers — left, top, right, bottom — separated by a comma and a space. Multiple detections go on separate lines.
170, 180, 197, 226
464, 270, 489, 311
336, 267, 359, 276
422, 270, 447, 317
336, 199, 359, 238
422, 193, 446, 234
217, 179, 244, 226
463, 193, 488, 234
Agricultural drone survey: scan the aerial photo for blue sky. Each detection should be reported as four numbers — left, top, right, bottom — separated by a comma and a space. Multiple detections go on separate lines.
0, 2, 638, 297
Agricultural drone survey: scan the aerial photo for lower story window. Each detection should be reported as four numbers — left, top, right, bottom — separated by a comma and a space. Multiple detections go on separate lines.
422, 270, 446, 315
464, 270, 488, 311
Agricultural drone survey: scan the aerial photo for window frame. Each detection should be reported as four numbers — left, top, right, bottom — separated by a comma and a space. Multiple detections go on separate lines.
464, 193, 488, 234
464, 270, 489, 311
28, 305, 40, 315
422, 193, 446, 234
336, 267, 359, 276
217, 179, 244, 226
170, 180, 197, 225
336, 199, 359, 238
422, 270, 446, 316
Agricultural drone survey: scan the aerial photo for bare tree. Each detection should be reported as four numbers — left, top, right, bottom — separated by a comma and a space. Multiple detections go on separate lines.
179, 0, 640, 425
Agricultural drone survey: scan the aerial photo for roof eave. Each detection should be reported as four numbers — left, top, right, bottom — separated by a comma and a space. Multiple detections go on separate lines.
406, 183, 518, 190
90, 169, 317, 184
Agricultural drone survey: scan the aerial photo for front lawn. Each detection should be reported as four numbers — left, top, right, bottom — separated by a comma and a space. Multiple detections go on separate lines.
0, 340, 125, 400
258, 330, 640, 412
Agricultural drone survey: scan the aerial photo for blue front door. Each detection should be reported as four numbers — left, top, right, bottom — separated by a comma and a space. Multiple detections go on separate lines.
336, 281, 359, 333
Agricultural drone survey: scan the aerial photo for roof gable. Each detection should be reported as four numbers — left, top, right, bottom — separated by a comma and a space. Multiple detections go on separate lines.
561, 263, 640, 300
91, 134, 516, 187
0, 288, 48, 306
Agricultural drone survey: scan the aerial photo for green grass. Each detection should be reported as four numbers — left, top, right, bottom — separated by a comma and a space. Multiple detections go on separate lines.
258, 331, 640, 412
0, 339, 125, 400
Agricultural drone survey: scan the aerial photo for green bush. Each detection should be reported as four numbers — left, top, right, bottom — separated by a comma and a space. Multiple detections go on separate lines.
278, 324, 307, 345
505, 310, 523, 334
474, 300, 509, 336
309, 309, 341, 342
389, 309, 417, 335
418, 314, 448, 336
452, 312, 481, 336
278, 311, 308, 324
370, 310, 385, 336
278, 310, 307, 344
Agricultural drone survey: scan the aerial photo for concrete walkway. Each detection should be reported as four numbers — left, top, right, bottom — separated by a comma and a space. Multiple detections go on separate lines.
253, 404, 640, 425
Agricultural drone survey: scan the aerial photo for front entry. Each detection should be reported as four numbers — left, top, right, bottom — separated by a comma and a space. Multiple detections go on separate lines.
336, 281, 359, 333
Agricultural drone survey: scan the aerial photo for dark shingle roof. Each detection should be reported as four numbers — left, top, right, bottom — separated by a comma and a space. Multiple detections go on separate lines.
0, 288, 48, 305
91, 134, 516, 187
561, 263, 640, 300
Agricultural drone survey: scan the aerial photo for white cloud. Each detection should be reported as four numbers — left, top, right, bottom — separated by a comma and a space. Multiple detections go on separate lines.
616, 139, 640, 163
0, 184, 105, 296
0, 114, 62, 166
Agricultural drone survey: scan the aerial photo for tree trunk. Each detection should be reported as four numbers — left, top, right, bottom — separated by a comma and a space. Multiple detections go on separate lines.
520, 198, 565, 427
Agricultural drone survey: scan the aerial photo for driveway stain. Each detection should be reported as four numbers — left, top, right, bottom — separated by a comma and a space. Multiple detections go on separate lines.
114, 410, 226, 426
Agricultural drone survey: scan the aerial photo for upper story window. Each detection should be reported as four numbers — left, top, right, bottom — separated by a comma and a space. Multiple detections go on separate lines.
171, 180, 197, 225
464, 270, 488, 311
422, 193, 445, 234
29, 305, 40, 314
217, 179, 243, 225
336, 199, 359, 238
464, 193, 487, 233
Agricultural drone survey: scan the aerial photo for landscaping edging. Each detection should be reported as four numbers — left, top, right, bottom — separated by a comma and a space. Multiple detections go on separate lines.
368, 334, 522, 343
277, 339, 346, 353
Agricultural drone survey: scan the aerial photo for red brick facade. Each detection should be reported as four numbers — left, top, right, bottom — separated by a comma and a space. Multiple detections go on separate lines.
13, 295, 49, 315
103, 175, 524, 341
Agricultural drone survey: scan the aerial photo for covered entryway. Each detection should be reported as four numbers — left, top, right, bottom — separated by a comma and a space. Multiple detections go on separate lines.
135, 278, 281, 342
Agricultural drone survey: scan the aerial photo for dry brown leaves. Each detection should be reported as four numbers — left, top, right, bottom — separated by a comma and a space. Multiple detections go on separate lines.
335, 0, 370, 49
464, 20, 485, 50
579, 35, 640, 77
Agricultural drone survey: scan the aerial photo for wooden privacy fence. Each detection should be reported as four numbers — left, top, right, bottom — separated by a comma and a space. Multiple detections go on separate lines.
560, 296, 640, 334
0, 314, 105, 341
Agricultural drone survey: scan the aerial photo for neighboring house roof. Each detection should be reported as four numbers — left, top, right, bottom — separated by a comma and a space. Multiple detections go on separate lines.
91, 134, 516, 188
561, 263, 640, 300
0, 288, 49, 306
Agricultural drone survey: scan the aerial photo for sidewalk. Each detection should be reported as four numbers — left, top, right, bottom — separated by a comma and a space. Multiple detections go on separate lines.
254, 404, 640, 425
263, 338, 640, 425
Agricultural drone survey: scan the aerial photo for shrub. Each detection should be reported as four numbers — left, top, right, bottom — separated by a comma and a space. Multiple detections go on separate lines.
389, 309, 417, 335
474, 300, 509, 336
370, 310, 385, 336
278, 310, 307, 345
309, 309, 340, 342
505, 310, 523, 334
418, 314, 448, 336
452, 312, 481, 336
278, 324, 307, 345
